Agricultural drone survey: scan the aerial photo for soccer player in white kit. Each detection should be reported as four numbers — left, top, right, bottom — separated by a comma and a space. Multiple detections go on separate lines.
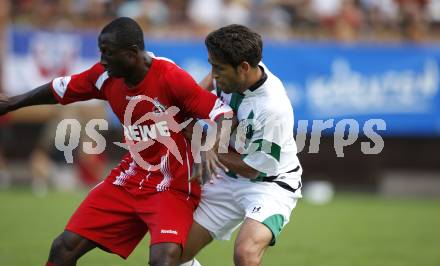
181, 24, 303, 266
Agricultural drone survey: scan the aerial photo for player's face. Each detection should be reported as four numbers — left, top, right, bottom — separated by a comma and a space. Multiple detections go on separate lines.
98, 33, 133, 78
208, 54, 246, 94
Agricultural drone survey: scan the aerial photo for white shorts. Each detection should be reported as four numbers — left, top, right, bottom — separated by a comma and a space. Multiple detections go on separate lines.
194, 173, 302, 245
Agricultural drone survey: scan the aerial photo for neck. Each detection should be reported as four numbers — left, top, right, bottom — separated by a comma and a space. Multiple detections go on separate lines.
237, 66, 262, 94
125, 53, 152, 88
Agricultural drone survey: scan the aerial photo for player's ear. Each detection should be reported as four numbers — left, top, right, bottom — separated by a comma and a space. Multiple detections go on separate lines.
238, 61, 251, 74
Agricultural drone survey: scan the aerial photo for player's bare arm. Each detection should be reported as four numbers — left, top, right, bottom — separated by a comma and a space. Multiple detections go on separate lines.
0, 82, 57, 116
188, 114, 235, 183
217, 149, 259, 179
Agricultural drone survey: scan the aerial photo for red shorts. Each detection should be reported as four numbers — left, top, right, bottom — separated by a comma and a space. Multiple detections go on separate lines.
66, 181, 198, 259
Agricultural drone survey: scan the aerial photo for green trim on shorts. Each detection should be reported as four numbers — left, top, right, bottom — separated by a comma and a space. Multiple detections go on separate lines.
262, 214, 284, 246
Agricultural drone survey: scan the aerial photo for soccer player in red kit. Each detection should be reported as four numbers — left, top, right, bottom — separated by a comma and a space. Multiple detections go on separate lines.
0, 17, 232, 266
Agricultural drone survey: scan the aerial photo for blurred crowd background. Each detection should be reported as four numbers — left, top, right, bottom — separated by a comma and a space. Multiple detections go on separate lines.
9, 0, 440, 42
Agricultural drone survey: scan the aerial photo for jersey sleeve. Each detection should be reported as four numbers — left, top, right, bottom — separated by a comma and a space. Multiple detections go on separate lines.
164, 65, 232, 121
50, 63, 107, 105
241, 110, 284, 176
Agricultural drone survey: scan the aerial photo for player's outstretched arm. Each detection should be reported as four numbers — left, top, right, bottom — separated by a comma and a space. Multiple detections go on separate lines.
0, 82, 57, 116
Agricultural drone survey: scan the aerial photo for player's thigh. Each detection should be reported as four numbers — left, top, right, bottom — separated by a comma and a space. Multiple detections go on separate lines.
50, 230, 97, 258
66, 181, 147, 259
194, 177, 244, 241
235, 218, 272, 252
181, 221, 213, 262
238, 181, 299, 246
149, 242, 182, 266
138, 190, 198, 248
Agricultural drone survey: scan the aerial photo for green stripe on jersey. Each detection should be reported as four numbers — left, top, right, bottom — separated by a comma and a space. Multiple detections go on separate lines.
252, 172, 267, 182
230, 93, 245, 112
245, 111, 255, 140
245, 139, 281, 161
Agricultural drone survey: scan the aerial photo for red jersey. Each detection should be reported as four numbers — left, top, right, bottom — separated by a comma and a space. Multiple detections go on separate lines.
50, 57, 231, 197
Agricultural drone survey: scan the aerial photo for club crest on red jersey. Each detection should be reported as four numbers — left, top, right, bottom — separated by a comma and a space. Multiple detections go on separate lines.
152, 97, 167, 114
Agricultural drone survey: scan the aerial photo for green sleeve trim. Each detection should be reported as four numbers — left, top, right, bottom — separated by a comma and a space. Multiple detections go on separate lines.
262, 214, 285, 246
243, 139, 281, 161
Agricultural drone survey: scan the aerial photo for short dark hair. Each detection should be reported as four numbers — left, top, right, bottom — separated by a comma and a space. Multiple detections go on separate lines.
100, 17, 145, 50
205, 24, 263, 68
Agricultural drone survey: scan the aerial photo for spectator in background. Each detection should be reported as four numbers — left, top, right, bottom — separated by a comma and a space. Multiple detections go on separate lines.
187, 0, 252, 35
427, 0, 440, 26
360, 0, 400, 40
117, 0, 170, 27
335, 0, 364, 42
309, 0, 343, 37
187, 0, 224, 34
222, 0, 251, 26
253, 0, 294, 38
427, 0, 440, 40
269, 0, 316, 37
76, 0, 116, 28
396, 0, 429, 41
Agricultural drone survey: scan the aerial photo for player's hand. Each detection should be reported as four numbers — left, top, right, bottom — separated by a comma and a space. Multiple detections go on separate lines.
189, 150, 228, 184
0, 94, 11, 116
202, 149, 228, 184
189, 161, 213, 184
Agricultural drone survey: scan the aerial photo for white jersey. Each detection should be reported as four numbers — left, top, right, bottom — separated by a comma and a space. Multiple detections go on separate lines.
214, 62, 302, 192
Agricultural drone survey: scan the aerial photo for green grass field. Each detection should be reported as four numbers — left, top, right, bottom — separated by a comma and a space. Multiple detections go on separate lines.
1, 190, 439, 266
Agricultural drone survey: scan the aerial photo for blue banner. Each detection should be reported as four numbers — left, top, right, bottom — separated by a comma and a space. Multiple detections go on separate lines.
7, 28, 440, 136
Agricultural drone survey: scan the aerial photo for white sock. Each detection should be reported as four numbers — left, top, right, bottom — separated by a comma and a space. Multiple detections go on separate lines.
180, 258, 202, 266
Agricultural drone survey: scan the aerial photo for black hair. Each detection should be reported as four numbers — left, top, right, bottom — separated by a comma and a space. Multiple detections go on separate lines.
100, 17, 145, 50
205, 24, 263, 68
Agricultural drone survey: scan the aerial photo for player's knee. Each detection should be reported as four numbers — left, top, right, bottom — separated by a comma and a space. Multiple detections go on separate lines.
49, 234, 72, 262
149, 244, 181, 266
49, 231, 84, 263
49, 235, 64, 255
180, 247, 198, 263
233, 243, 261, 266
